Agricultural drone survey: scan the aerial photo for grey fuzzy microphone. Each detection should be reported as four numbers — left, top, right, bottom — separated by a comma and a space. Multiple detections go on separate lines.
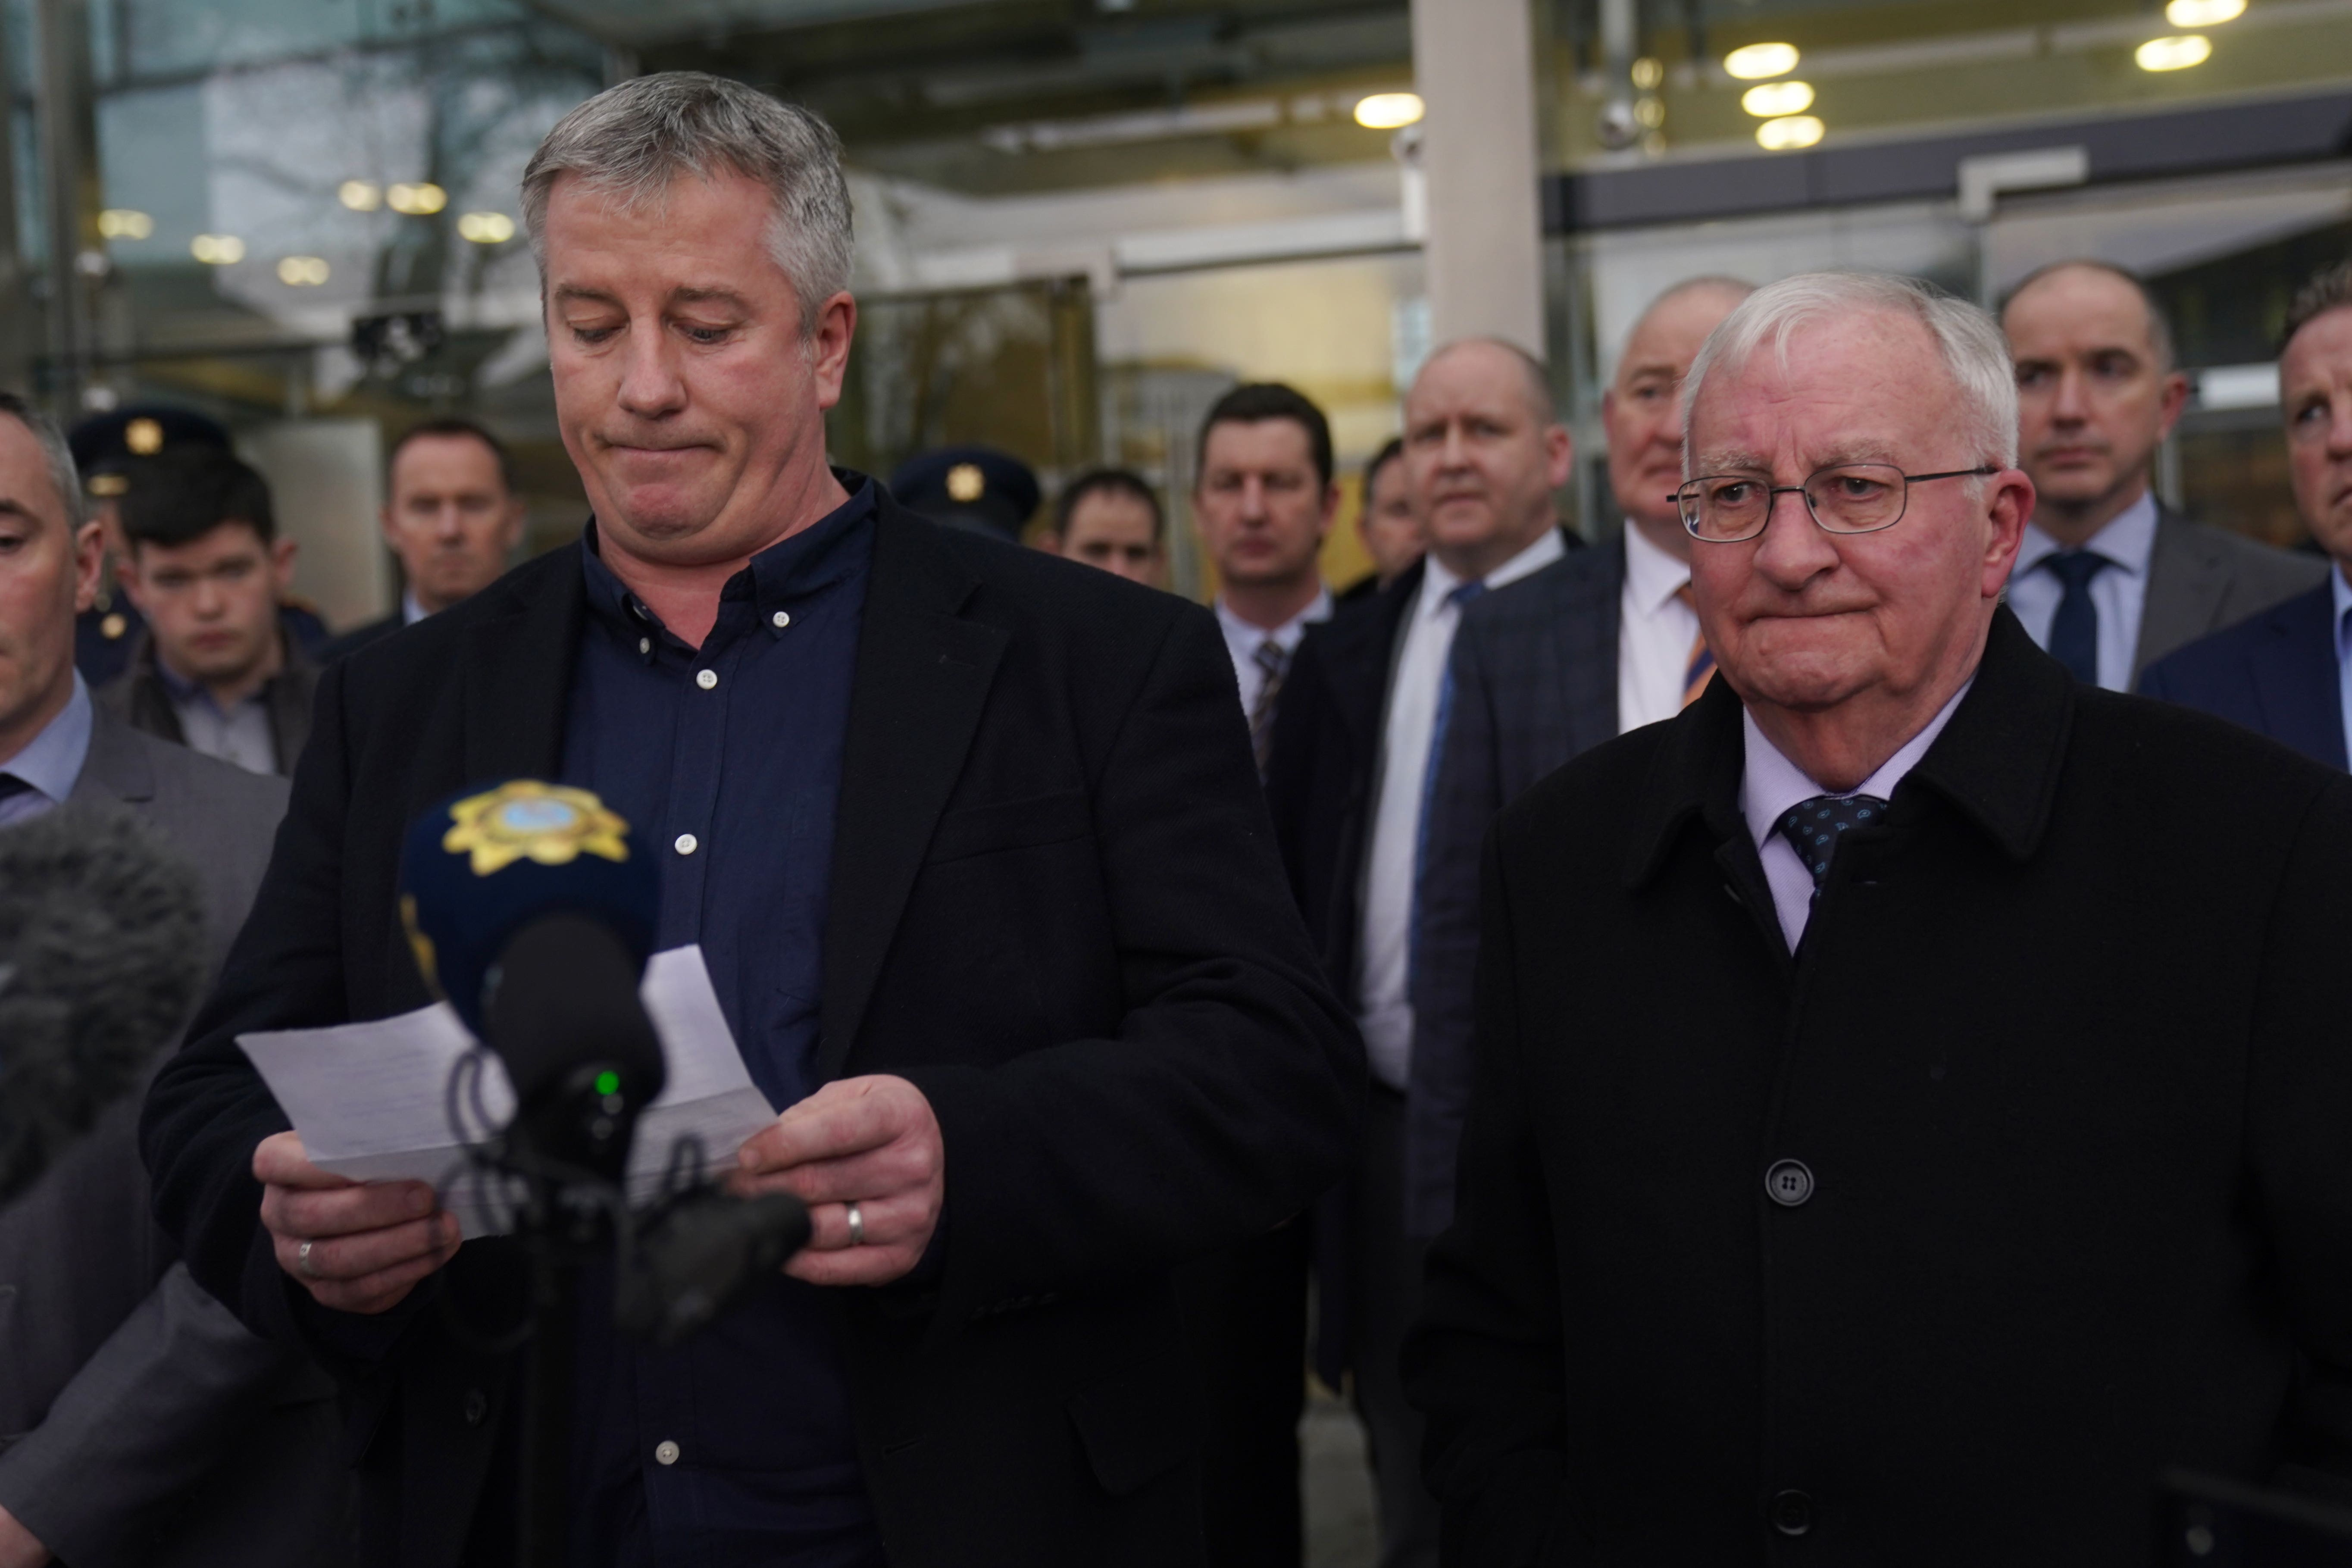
0, 805, 208, 1205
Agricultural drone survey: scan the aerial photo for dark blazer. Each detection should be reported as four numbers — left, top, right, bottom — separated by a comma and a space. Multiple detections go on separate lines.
2138, 578, 2347, 770
1404, 609, 2352, 1565
0, 709, 348, 1568
317, 612, 405, 664
1405, 535, 1624, 1238
2132, 506, 2328, 678
139, 494, 1360, 1568
99, 630, 323, 776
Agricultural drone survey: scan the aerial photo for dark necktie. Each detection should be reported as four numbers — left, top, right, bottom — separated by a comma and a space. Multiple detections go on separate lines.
1409, 580, 1486, 980
1248, 638, 1290, 779
0, 773, 35, 828
1777, 794, 1889, 896
2042, 551, 2112, 686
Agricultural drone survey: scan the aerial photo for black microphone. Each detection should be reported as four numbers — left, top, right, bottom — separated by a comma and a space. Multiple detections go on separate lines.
0, 805, 208, 1205
481, 913, 666, 1189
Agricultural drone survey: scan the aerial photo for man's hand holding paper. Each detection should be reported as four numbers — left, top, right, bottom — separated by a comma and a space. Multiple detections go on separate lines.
732, 1075, 944, 1288
254, 1131, 461, 1314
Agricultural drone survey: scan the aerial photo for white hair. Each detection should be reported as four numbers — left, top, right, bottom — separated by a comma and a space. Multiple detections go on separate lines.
522, 72, 853, 332
1681, 270, 2019, 475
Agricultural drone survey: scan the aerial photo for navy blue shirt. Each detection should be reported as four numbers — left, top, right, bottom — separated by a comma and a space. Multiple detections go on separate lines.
560, 476, 884, 1568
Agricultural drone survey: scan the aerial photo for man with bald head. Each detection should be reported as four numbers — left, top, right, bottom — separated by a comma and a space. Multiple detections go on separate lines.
1408, 271, 2352, 1562
1264, 335, 1574, 1568
1411, 276, 1749, 1240
2002, 260, 2321, 688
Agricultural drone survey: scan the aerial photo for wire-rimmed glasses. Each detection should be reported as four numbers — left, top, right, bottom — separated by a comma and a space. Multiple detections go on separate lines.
1670, 463, 1999, 544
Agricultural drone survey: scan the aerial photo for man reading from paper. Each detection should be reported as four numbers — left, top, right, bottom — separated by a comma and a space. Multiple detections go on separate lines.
142, 73, 1357, 1568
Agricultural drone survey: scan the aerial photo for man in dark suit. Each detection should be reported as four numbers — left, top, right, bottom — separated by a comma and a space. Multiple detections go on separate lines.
320, 419, 527, 662
2140, 261, 2352, 769
1408, 275, 1749, 1237
1335, 438, 1422, 605
0, 391, 346, 1567
1407, 270, 2352, 1565
1265, 336, 1574, 1568
2000, 260, 2322, 688
140, 73, 1356, 1568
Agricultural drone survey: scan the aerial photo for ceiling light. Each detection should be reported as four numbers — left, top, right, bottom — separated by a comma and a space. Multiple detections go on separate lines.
457, 211, 516, 244
2165, 0, 2245, 24
1741, 80, 1814, 116
386, 182, 447, 216
2136, 34, 2213, 69
339, 180, 381, 212
1755, 115, 1825, 151
97, 208, 153, 240
1724, 43, 1800, 80
1630, 56, 1664, 90
277, 255, 329, 286
1354, 92, 1424, 130
189, 234, 244, 264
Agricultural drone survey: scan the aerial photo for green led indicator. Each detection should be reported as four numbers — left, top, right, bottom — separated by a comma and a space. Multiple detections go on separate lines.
594, 1070, 620, 1096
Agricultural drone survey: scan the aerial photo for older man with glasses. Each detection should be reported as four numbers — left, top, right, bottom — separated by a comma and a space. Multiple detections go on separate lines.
1404, 271, 2352, 1565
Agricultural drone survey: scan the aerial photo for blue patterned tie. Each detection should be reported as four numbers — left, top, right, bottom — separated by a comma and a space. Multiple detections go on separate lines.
1409, 579, 1486, 983
1777, 794, 1889, 895
2042, 551, 2112, 686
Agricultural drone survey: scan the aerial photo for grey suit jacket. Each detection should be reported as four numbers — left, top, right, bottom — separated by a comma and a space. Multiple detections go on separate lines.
0, 708, 347, 1568
2134, 506, 2329, 679
1405, 537, 1625, 1238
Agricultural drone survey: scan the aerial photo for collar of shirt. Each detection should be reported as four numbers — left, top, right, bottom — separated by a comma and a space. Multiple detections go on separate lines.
580, 473, 878, 658
1620, 517, 1692, 620
152, 644, 270, 718
1214, 586, 1333, 660
401, 589, 429, 626
1415, 526, 1569, 624
0, 670, 94, 804
2014, 488, 2159, 579
1740, 677, 1974, 851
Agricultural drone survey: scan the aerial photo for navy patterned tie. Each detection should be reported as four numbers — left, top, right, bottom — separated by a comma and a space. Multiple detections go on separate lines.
2041, 551, 2112, 686
1247, 638, 1290, 779
1777, 794, 1889, 895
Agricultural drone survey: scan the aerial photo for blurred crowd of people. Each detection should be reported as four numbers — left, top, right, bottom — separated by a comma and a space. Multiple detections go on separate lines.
4, 68, 2352, 1568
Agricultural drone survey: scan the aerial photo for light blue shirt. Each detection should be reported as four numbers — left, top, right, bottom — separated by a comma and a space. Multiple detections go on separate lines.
2005, 491, 2160, 692
2333, 563, 2352, 766
0, 672, 94, 828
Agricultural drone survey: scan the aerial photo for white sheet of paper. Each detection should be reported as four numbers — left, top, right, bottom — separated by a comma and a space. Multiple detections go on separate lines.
237, 944, 779, 1239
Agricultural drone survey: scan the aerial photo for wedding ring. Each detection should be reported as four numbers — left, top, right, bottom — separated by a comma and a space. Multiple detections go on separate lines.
297, 1239, 322, 1279
845, 1202, 865, 1247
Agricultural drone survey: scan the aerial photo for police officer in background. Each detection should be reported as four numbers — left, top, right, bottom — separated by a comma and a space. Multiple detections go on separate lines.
68, 408, 330, 685
319, 418, 528, 661
889, 444, 1041, 544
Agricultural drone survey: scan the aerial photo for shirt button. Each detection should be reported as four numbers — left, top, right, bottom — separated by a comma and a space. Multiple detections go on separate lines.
1769, 1490, 1814, 1536
462, 1388, 488, 1427
674, 833, 698, 856
771, 610, 791, 629
696, 668, 718, 690
1765, 1159, 1814, 1207
654, 1439, 680, 1466
638, 636, 651, 656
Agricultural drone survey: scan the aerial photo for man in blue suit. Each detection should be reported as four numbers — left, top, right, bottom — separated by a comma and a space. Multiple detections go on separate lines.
2139, 261, 2352, 770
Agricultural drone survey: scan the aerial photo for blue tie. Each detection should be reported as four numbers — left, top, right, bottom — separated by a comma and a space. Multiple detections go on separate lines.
2042, 551, 2112, 686
1409, 580, 1485, 984
1777, 794, 1889, 896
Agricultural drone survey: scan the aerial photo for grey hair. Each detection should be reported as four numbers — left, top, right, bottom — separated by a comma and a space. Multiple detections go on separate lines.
521, 72, 854, 331
0, 393, 86, 530
2283, 260, 2352, 354
1682, 270, 2019, 475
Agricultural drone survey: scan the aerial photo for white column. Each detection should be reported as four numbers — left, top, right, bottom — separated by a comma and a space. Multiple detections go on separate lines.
1409, 0, 1546, 356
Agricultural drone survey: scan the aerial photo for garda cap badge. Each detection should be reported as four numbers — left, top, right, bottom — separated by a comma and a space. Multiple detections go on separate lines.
441, 780, 630, 876
945, 462, 986, 503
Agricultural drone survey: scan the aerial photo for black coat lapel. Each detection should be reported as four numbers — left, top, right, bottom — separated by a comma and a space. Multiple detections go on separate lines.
460, 546, 584, 787
819, 505, 1008, 1079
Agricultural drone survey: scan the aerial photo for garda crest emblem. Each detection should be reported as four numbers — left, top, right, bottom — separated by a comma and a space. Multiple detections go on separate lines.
440, 780, 632, 876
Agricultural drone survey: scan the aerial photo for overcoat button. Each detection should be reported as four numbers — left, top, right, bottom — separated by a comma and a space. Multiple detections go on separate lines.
1764, 1159, 1814, 1207
1770, 1489, 1814, 1536
462, 1388, 488, 1427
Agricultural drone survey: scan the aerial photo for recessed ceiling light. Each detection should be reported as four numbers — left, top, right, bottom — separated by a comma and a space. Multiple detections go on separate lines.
1755, 114, 1825, 151
1725, 43, 1800, 80
190, 234, 244, 264
2165, 0, 2245, 25
276, 255, 330, 285
97, 208, 153, 239
1354, 92, 1424, 130
386, 182, 447, 216
2136, 34, 2213, 70
457, 211, 516, 244
338, 180, 381, 212
1741, 81, 1814, 117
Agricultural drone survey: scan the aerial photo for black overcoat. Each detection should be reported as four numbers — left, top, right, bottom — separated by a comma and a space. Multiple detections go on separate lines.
1404, 608, 2352, 1565
140, 494, 1362, 1568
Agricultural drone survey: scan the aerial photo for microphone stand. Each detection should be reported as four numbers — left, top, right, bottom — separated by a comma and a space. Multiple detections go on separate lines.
516, 1234, 580, 1568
